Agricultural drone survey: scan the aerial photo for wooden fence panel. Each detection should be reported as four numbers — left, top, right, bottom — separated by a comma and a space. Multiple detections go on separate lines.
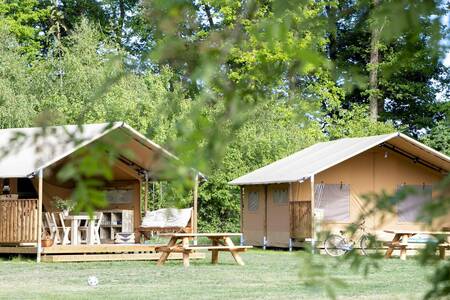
290, 201, 312, 239
0, 199, 38, 244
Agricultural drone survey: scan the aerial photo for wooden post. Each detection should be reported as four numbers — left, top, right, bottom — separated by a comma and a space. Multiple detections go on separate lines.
288, 182, 293, 240
310, 175, 315, 253
152, 182, 156, 210
263, 185, 268, 249
288, 182, 295, 251
193, 172, 199, 245
240, 186, 244, 246
143, 172, 149, 213
37, 169, 43, 263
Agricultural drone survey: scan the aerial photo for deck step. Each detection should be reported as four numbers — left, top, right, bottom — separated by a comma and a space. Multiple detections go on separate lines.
41, 252, 205, 262
41, 244, 157, 254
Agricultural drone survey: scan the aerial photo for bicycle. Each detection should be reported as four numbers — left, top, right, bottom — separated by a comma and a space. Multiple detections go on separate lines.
324, 220, 369, 256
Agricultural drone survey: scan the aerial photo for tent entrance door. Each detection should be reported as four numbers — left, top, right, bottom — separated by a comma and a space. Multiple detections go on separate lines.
289, 201, 312, 239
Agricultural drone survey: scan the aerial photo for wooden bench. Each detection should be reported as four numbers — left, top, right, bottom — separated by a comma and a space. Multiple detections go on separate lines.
185, 245, 252, 251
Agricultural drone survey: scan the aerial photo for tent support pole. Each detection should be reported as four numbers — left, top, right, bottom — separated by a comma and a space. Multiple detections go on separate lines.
240, 186, 244, 246
310, 175, 315, 254
37, 169, 43, 263
193, 172, 199, 245
143, 172, 149, 213
152, 182, 156, 210
288, 182, 293, 246
263, 185, 268, 250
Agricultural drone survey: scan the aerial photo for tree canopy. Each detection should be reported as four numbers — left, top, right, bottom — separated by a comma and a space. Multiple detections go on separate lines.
1, 0, 449, 297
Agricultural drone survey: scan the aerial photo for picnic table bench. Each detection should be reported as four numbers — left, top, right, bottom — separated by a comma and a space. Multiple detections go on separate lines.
384, 230, 450, 260
156, 233, 252, 267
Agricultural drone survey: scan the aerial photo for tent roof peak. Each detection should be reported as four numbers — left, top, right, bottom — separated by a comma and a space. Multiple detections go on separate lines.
230, 132, 449, 186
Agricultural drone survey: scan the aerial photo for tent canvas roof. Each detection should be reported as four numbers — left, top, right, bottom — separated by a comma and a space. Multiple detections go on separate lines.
230, 132, 450, 185
0, 122, 180, 178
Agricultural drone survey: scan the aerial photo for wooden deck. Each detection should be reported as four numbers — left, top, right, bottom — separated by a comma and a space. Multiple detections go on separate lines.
42, 244, 157, 254
0, 244, 205, 262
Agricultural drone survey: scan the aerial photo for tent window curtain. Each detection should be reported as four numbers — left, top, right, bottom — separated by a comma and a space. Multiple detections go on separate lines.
315, 183, 350, 222
248, 191, 259, 212
397, 185, 432, 222
272, 189, 288, 205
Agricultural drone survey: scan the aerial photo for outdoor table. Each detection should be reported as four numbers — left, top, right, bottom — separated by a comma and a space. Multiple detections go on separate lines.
156, 233, 252, 267
65, 214, 98, 245
384, 230, 450, 260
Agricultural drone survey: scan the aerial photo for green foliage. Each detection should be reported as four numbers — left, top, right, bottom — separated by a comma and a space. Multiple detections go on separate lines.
53, 196, 76, 212
0, 27, 38, 128
324, 104, 396, 139
421, 121, 450, 156
0, 2, 449, 298
0, 0, 50, 56
327, 0, 449, 135
198, 100, 325, 232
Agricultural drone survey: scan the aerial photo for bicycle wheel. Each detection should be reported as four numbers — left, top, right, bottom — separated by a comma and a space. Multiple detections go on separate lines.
360, 234, 368, 256
324, 235, 347, 257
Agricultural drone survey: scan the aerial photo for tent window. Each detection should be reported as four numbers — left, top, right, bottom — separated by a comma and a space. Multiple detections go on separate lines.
248, 191, 259, 212
397, 185, 432, 222
315, 183, 350, 222
272, 189, 288, 205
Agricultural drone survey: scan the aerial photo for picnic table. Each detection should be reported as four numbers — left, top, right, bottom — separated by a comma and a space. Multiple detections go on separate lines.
65, 214, 99, 245
384, 230, 450, 260
156, 233, 252, 267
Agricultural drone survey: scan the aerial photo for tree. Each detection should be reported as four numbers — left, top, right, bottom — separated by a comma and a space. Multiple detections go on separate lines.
368, 0, 381, 120
198, 99, 325, 232
0, 27, 39, 128
326, 0, 448, 135
421, 121, 450, 156
0, 0, 51, 57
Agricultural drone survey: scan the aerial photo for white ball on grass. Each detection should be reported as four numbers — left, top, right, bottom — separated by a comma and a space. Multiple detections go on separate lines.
87, 276, 99, 287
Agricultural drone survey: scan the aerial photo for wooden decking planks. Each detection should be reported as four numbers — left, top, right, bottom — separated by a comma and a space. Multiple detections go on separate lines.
41, 252, 205, 262
0, 246, 37, 254
41, 244, 157, 254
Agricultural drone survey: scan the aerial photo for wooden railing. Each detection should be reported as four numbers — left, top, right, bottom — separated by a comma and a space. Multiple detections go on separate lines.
0, 199, 38, 244
290, 201, 312, 239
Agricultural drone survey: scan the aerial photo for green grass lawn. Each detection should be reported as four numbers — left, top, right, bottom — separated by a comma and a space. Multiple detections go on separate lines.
0, 250, 433, 300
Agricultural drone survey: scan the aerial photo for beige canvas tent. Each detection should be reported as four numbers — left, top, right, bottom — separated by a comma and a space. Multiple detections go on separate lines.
0, 122, 203, 261
230, 133, 450, 248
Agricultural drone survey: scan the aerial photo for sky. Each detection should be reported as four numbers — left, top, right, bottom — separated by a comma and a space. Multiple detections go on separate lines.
443, 13, 450, 67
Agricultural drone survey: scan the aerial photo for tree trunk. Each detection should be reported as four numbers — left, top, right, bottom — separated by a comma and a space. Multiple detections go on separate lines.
204, 4, 214, 28
369, 0, 381, 121
326, 5, 337, 60
117, 0, 125, 45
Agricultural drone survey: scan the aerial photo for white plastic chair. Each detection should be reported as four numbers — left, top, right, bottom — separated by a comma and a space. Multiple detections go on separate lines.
79, 212, 103, 244
93, 212, 103, 245
55, 213, 71, 245
44, 212, 61, 244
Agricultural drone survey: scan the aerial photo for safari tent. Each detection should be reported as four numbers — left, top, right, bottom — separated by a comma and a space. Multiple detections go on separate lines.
0, 122, 203, 262
230, 133, 450, 248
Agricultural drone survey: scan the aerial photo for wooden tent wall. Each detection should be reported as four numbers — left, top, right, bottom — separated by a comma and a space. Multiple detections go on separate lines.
241, 146, 447, 248
289, 201, 311, 240
0, 198, 38, 244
